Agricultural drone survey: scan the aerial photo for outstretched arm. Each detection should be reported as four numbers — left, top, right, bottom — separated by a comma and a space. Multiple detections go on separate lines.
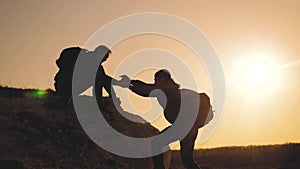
94, 66, 116, 98
130, 80, 157, 97
118, 74, 158, 97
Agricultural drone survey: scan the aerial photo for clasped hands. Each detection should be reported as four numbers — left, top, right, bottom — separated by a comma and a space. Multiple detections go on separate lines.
116, 75, 131, 88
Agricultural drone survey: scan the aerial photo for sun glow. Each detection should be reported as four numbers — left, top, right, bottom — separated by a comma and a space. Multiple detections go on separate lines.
231, 51, 282, 97
245, 63, 270, 87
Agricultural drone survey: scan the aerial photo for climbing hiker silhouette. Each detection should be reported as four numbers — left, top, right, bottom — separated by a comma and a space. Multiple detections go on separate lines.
119, 69, 214, 169
54, 45, 122, 108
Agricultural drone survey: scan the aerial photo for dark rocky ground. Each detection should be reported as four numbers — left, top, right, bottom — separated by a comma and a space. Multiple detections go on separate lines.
0, 87, 159, 169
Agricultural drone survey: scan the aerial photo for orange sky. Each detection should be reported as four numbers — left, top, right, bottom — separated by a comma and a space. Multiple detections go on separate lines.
1, 0, 300, 148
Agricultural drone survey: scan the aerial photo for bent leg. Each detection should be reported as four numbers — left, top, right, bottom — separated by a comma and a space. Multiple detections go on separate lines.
180, 127, 200, 169
152, 126, 172, 169
153, 153, 165, 169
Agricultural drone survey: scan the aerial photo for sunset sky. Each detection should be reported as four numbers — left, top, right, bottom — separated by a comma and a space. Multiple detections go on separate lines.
1, 0, 300, 148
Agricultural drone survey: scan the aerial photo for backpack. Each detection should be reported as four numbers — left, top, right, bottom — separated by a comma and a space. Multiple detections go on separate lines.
54, 47, 88, 101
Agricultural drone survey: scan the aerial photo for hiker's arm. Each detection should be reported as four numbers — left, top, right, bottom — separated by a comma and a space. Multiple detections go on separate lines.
102, 74, 113, 95
129, 80, 157, 97
117, 74, 157, 97
101, 71, 127, 87
95, 66, 115, 97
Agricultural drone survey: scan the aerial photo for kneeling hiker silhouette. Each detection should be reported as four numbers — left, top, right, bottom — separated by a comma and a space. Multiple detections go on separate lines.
54, 45, 123, 108
120, 69, 213, 169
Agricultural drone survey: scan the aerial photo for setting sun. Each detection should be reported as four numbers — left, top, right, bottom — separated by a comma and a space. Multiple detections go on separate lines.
245, 63, 270, 87
230, 50, 284, 99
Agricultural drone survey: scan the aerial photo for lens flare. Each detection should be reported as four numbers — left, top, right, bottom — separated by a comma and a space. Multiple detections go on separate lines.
32, 90, 46, 98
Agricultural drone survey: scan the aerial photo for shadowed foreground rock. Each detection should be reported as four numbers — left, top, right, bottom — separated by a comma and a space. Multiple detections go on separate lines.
0, 87, 161, 169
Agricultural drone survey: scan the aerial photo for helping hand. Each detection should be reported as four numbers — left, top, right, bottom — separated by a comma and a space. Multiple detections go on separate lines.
118, 75, 131, 88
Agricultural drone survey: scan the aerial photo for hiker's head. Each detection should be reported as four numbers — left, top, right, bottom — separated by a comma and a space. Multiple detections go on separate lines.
154, 69, 171, 85
93, 45, 111, 63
